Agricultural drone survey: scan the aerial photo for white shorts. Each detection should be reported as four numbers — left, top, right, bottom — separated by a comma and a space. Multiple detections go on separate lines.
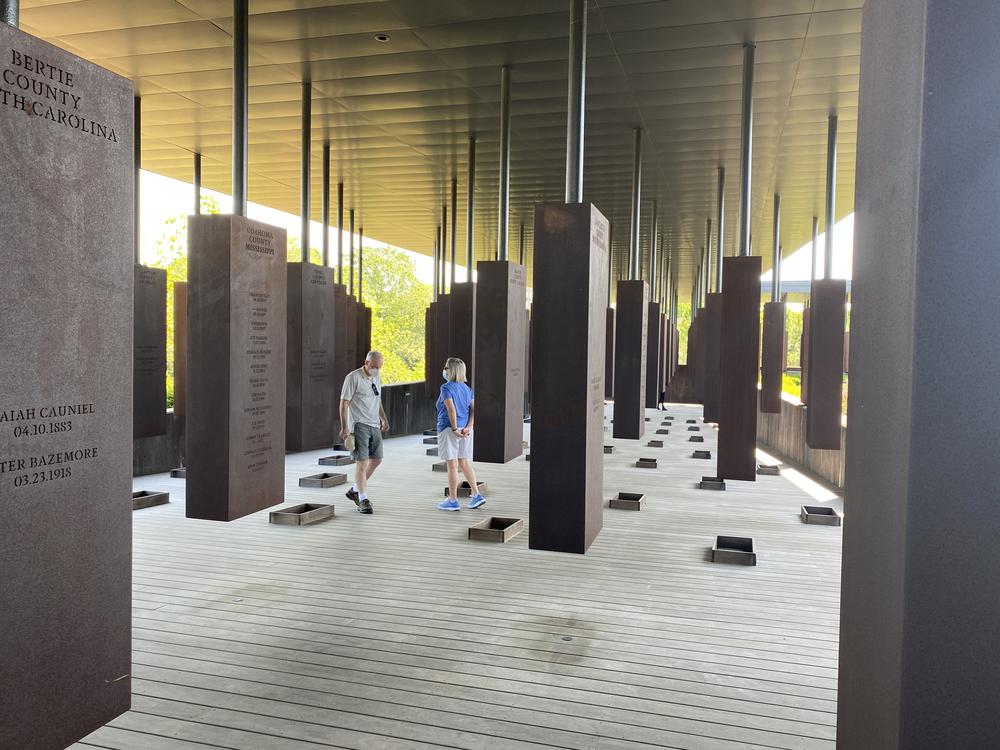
438, 428, 473, 461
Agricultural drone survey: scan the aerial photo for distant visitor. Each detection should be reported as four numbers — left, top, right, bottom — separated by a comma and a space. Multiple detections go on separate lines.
340, 351, 390, 514
436, 357, 485, 511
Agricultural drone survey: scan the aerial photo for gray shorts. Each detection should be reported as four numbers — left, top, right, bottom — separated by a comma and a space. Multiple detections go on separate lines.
352, 422, 383, 460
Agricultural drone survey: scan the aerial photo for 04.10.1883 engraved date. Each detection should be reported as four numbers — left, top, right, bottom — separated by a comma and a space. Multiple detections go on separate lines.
12, 420, 73, 437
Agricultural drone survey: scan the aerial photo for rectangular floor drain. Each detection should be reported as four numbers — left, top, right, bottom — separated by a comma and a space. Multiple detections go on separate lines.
711, 536, 757, 565
269, 503, 335, 526
299, 472, 347, 489
636, 458, 658, 469
609, 492, 644, 511
698, 476, 726, 491
757, 464, 781, 476
692, 450, 712, 459
319, 455, 354, 466
469, 517, 524, 543
132, 490, 169, 510
689, 435, 704, 443
801, 506, 843, 526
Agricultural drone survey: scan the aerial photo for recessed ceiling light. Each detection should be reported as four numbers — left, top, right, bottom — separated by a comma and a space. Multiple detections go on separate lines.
374, 33, 391, 43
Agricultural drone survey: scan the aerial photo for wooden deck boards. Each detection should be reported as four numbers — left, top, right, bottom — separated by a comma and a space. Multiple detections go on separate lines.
73, 404, 842, 750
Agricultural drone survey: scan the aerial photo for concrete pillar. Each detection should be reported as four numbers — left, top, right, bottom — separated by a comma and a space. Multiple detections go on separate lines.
449, 282, 476, 386
806, 279, 846, 447
760, 301, 785, 414
473, 262, 525, 462
604, 307, 615, 399
717, 256, 760, 480
806, 117, 847, 448
530, 203, 608, 553
0, 23, 132, 747
838, 2, 1000, 747
613, 280, 648, 438
614, 126, 648, 437
701, 293, 723, 422
644, 302, 661, 408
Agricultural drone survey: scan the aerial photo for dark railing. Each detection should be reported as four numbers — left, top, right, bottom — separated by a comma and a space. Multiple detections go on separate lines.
381, 380, 438, 437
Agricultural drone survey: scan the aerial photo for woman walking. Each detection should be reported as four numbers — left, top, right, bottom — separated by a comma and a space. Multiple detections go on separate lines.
435, 357, 485, 511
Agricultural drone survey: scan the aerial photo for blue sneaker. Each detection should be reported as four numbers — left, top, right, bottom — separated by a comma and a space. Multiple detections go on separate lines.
468, 494, 486, 509
437, 498, 460, 511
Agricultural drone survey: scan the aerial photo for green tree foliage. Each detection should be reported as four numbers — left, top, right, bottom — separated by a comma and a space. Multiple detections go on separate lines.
287, 235, 322, 265
783, 372, 802, 399
785, 306, 803, 368
150, 196, 221, 407
150, 206, 430, 404
676, 302, 692, 364
355, 246, 432, 384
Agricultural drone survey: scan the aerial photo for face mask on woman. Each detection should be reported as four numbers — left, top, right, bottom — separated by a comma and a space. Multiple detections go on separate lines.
442, 370, 450, 382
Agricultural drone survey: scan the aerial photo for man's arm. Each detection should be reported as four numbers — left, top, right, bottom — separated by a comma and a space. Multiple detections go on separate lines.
379, 402, 389, 433
339, 399, 351, 439
339, 372, 357, 439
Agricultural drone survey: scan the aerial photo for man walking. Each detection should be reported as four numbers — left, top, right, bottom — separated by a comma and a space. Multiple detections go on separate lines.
340, 351, 390, 514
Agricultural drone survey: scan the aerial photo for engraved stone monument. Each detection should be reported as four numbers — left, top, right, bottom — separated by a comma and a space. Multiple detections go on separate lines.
0, 23, 133, 749
286, 262, 335, 451
186, 215, 287, 521
613, 280, 648, 440
173, 280, 188, 416
529, 203, 609, 553
133, 264, 167, 438
474, 262, 527, 463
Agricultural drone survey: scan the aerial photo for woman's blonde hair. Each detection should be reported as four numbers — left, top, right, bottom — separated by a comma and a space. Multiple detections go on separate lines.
444, 357, 467, 383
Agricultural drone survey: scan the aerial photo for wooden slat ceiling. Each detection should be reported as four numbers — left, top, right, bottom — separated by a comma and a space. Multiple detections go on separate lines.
20, 0, 862, 297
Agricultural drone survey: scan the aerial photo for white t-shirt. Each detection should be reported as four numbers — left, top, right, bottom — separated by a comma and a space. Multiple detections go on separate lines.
341, 367, 382, 428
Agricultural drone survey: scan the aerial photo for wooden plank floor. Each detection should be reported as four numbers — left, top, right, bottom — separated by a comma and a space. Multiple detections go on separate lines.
72, 404, 842, 750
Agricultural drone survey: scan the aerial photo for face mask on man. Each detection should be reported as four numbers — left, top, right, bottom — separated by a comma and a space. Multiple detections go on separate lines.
369, 366, 379, 378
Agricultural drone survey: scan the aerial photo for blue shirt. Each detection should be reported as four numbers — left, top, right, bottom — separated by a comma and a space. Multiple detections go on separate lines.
437, 381, 474, 432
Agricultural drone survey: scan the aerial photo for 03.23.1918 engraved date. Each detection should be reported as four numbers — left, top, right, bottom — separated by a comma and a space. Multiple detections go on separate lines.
13, 466, 72, 487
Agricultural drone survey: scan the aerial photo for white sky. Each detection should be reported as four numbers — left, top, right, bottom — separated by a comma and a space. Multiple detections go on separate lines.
761, 213, 854, 282
140, 169, 851, 292
138, 170, 438, 285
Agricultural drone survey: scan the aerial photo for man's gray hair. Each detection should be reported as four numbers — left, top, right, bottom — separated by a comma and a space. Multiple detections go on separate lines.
366, 351, 384, 363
